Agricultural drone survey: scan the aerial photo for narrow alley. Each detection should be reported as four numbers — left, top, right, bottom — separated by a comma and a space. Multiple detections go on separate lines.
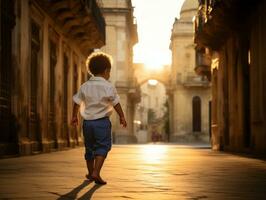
1, 0, 266, 199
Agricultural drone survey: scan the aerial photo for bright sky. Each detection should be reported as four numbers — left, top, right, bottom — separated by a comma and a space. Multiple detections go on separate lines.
132, 0, 185, 67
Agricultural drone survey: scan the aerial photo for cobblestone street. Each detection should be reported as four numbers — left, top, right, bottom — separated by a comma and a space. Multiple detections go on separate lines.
0, 144, 266, 200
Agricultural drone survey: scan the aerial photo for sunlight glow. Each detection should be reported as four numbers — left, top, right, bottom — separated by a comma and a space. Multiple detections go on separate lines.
141, 145, 167, 164
144, 58, 164, 70
148, 79, 158, 86
132, 0, 185, 65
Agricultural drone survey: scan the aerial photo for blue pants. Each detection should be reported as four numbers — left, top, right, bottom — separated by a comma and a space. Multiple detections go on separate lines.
82, 117, 112, 160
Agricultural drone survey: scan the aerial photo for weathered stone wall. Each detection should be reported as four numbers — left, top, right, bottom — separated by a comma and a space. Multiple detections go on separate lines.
0, 0, 105, 156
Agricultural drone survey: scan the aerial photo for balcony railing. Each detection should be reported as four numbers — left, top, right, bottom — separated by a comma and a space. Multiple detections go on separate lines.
182, 75, 210, 87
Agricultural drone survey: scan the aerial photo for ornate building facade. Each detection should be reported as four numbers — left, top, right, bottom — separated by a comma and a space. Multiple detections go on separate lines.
195, 0, 266, 154
100, 0, 139, 143
0, 0, 105, 156
169, 0, 211, 142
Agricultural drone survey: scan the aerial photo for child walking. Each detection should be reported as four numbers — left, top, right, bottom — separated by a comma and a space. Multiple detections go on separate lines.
71, 52, 127, 185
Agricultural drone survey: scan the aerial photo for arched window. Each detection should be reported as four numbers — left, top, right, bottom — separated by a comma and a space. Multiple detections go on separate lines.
192, 96, 201, 132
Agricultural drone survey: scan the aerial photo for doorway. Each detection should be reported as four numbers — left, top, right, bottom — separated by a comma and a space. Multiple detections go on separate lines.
192, 96, 201, 132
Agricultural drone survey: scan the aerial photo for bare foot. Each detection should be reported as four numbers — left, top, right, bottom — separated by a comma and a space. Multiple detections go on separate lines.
91, 175, 107, 185
85, 174, 94, 181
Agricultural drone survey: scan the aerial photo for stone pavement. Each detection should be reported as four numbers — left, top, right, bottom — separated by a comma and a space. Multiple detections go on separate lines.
0, 144, 266, 200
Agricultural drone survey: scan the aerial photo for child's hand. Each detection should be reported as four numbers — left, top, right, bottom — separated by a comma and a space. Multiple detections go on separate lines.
71, 116, 78, 126
120, 116, 127, 128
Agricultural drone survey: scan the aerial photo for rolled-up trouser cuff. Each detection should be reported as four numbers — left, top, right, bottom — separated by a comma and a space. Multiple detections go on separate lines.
84, 147, 111, 160
85, 149, 94, 160
94, 148, 111, 158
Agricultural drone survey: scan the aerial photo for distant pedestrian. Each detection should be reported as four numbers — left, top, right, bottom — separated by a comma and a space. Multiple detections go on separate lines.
71, 52, 127, 185
151, 130, 159, 143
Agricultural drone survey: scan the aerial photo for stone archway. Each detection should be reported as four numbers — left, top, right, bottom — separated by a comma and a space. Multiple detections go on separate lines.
133, 63, 174, 142
133, 63, 171, 87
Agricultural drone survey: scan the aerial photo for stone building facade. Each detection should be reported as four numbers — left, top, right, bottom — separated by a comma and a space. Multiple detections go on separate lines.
195, 0, 266, 154
169, 0, 211, 142
100, 0, 139, 143
0, 0, 105, 156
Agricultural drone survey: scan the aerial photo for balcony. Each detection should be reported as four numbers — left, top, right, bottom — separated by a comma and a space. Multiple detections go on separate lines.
36, 0, 106, 55
195, 49, 211, 81
194, 0, 222, 49
183, 75, 210, 88
194, 0, 260, 50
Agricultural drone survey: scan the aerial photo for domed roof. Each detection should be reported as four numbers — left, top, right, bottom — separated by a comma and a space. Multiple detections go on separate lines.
180, 0, 198, 14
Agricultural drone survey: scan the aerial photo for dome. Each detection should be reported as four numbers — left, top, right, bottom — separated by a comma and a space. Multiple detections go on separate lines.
180, 0, 198, 14
179, 0, 198, 21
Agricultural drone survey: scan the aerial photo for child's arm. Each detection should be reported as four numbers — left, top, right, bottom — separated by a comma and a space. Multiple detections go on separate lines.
71, 103, 80, 126
114, 103, 127, 127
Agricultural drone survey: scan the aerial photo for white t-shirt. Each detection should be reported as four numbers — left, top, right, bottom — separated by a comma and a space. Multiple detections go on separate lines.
73, 76, 120, 120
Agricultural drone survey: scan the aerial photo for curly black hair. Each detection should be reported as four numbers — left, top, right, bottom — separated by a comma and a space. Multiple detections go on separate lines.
88, 53, 111, 75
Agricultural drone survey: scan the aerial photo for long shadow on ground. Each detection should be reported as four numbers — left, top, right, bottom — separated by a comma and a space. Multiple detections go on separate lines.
54, 180, 103, 200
